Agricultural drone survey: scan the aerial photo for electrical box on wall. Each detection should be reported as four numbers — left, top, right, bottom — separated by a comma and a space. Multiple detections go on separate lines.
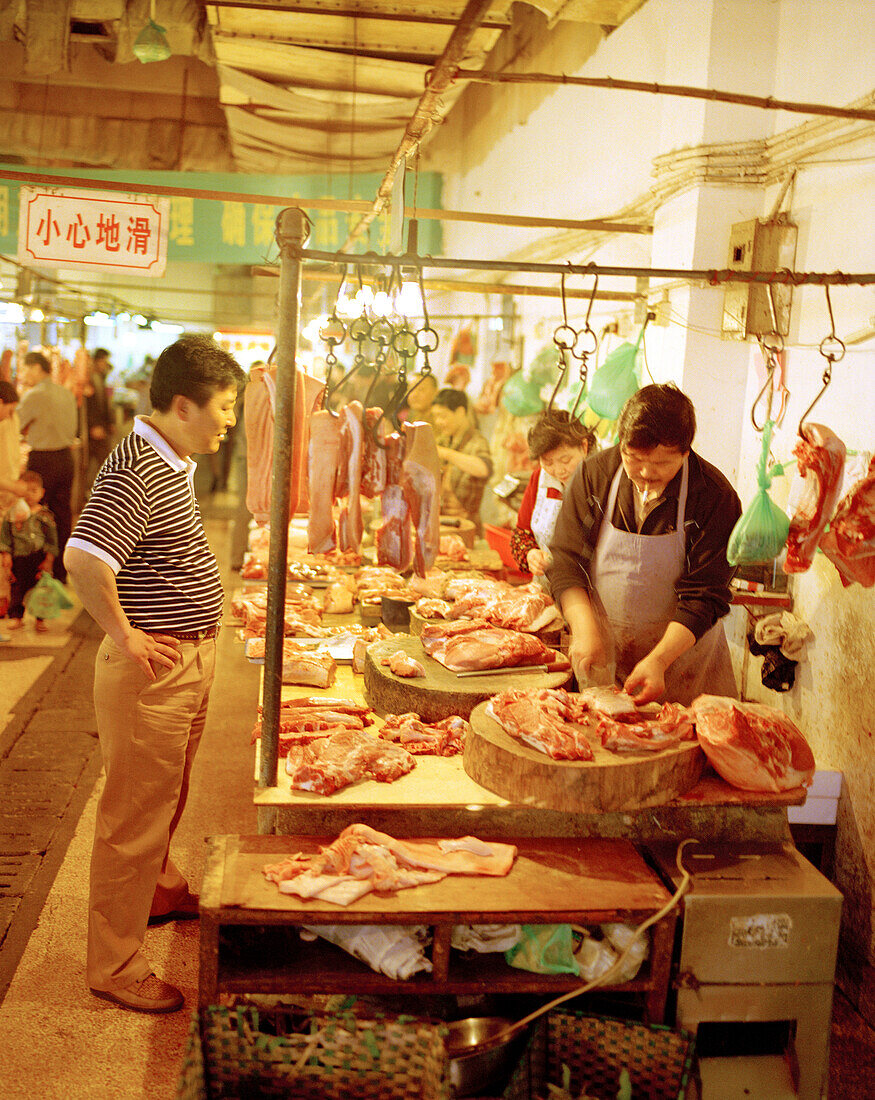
721, 216, 798, 340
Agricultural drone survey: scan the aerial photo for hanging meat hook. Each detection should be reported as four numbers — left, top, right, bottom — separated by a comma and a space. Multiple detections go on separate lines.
751, 331, 784, 431
798, 284, 845, 434
570, 268, 599, 419
546, 269, 578, 412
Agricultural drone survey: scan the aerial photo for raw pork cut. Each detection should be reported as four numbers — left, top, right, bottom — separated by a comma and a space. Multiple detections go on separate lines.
378, 713, 467, 756
423, 624, 569, 673
360, 406, 388, 497
819, 455, 875, 588
597, 703, 696, 753
285, 728, 416, 795
486, 688, 594, 760
381, 650, 426, 678
337, 400, 365, 553
307, 410, 342, 553
690, 694, 815, 792
401, 421, 441, 577
376, 432, 414, 571
784, 423, 847, 573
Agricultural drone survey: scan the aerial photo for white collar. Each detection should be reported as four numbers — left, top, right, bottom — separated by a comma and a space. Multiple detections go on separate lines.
133, 416, 196, 476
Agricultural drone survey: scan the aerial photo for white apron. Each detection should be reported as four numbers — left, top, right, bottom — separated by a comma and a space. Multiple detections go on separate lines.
591, 459, 737, 706
530, 468, 565, 552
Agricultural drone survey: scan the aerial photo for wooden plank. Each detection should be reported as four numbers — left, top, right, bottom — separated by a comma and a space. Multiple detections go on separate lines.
464, 701, 707, 813
363, 634, 571, 722
214, 835, 671, 916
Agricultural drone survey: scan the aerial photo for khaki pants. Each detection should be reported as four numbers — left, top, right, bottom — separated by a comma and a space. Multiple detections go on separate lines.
87, 635, 216, 991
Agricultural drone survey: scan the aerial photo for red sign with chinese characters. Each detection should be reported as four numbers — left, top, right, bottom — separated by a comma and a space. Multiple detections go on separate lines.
17, 187, 169, 276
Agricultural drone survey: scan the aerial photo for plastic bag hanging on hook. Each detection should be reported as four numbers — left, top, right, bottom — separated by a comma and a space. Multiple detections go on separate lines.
727, 420, 791, 565
585, 320, 646, 420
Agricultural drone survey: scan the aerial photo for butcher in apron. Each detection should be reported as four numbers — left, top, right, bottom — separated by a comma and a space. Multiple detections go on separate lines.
546, 384, 742, 706
509, 410, 595, 577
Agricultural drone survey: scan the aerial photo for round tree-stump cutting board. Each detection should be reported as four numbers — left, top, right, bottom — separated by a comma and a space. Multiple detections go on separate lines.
464, 700, 707, 813
363, 634, 571, 723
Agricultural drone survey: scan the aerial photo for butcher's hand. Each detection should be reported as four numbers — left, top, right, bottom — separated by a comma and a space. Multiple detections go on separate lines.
623, 653, 667, 704
568, 628, 608, 687
526, 548, 552, 575
119, 628, 181, 681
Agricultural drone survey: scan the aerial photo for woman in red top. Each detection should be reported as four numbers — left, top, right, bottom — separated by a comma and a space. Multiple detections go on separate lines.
510, 410, 595, 575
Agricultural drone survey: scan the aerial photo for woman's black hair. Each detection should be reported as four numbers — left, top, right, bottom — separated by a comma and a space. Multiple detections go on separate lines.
433, 387, 469, 413
617, 383, 696, 453
527, 409, 596, 460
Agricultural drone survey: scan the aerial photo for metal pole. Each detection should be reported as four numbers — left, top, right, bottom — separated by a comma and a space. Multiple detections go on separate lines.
259, 206, 305, 790
296, 246, 875, 288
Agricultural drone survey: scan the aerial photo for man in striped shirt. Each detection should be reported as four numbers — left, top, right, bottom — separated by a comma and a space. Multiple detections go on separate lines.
65, 335, 245, 1014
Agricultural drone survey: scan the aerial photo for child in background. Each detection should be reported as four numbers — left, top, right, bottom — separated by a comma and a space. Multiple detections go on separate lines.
0, 470, 59, 633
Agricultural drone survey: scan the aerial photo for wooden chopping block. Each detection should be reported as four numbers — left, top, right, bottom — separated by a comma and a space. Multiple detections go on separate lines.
363, 634, 571, 722
439, 515, 477, 548
464, 701, 707, 813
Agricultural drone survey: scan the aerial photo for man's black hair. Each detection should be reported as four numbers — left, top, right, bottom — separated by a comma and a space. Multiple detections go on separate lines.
433, 387, 468, 413
617, 383, 696, 453
150, 335, 246, 412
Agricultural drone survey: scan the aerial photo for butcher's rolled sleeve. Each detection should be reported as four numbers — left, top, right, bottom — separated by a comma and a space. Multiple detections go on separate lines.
546, 460, 604, 602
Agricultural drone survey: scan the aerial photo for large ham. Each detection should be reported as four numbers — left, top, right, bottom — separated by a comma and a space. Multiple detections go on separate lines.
690, 694, 815, 792
401, 421, 441, 577
784, 423, 847, 573
819, 455, 875, 588
307, 409, 342, 553
422, 621, 569, 673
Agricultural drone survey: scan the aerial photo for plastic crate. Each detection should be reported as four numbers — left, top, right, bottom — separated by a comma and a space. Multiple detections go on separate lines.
501, 1011, 695, 1100
177, 1005, 451, 1100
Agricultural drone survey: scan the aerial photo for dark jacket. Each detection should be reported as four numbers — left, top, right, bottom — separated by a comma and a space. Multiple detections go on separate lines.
547, 445, 741, 640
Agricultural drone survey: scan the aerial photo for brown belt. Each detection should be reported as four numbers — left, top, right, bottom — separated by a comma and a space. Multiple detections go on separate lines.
148, 625, 221, 642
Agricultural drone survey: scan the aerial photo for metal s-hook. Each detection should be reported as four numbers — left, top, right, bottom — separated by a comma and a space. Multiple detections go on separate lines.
751, 332, 784, 432
798, 284, 845, 435
546, 269, 576, 413
570, 268, 599, 418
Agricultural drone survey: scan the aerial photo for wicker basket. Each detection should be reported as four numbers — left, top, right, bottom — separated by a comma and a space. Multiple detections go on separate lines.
177, 1005, 451, 1100
501, 1011, 695, 1100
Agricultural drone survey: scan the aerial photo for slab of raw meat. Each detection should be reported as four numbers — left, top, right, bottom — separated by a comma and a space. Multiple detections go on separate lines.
401, 421, 441, 577
426, 625, 569, 673
378, 713, 467, 756
597, 703, 696, 753
415, 598, 453, 619
784, 423, 847, 573
285, 728, 416, 795
308, 409, 342, 553
486, 688, 595, 760
690, 694, 815, 792
576, 686, 645, 722
360, 406, 388, 497
337, 400, 365, 553
819, 455, 875, 587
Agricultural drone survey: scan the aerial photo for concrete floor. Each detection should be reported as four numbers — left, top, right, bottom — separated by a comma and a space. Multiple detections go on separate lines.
0, 494, 872, 1098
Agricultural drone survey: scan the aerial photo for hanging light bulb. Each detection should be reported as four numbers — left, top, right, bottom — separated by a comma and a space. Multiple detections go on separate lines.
371, 273, 392, 319
334, 266, 362, 320
354, 272, 374, 314
397, 272, 424, 319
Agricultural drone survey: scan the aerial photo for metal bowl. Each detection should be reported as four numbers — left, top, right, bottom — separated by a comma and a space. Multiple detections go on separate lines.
447, 1016, 524, 1097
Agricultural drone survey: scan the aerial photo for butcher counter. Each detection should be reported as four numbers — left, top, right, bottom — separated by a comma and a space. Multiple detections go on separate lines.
251, 657, 805, 842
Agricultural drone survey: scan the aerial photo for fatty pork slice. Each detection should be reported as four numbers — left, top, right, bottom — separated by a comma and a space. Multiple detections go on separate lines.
434, 627, 569, 673
597, 703, 696, 753
690, 694, 815, 792
343, 823, 518, 876
360, 406, 388, 497
308, 409, 342, 553
820, 455, 875, 588
401, 421, 442, 577
486, 688, 594, 761
244, 366, 275, 523
784, 423, 847, 573
286, 728, 416, 795
337, 400, 365, 553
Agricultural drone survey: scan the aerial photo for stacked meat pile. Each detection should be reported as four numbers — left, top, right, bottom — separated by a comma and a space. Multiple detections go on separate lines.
421, 618, 570, 673
484, 686, 816, 794
251, 696, 374, 756
263, 823, 517, 905
244, 637, 338, 688
231, 585, 325, 639
416, 577, 562, 634
378, 713, 467, 756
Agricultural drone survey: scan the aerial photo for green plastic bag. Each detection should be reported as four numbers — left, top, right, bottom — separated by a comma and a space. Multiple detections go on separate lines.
585, 324, 646, 420
504, 924, 580, 975
727, 420, 790, 565
501, 370, 544, 417
23, 573, 74, 620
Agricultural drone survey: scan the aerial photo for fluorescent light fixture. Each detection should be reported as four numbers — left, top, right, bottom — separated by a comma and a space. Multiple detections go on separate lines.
150, 320, 184, 334
0, 303, 25, 323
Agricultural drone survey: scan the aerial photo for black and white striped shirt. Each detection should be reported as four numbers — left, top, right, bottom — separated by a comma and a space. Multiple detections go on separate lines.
67, 418, 223, 632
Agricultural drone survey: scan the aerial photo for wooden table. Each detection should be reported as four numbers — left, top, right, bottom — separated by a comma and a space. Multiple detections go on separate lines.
199, 834, 677, 1022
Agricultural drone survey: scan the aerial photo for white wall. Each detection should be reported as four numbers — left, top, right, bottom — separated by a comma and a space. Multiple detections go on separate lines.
426, 0, 875, 984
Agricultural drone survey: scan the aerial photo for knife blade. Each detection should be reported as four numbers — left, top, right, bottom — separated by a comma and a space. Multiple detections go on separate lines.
455, 664, 552, 678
